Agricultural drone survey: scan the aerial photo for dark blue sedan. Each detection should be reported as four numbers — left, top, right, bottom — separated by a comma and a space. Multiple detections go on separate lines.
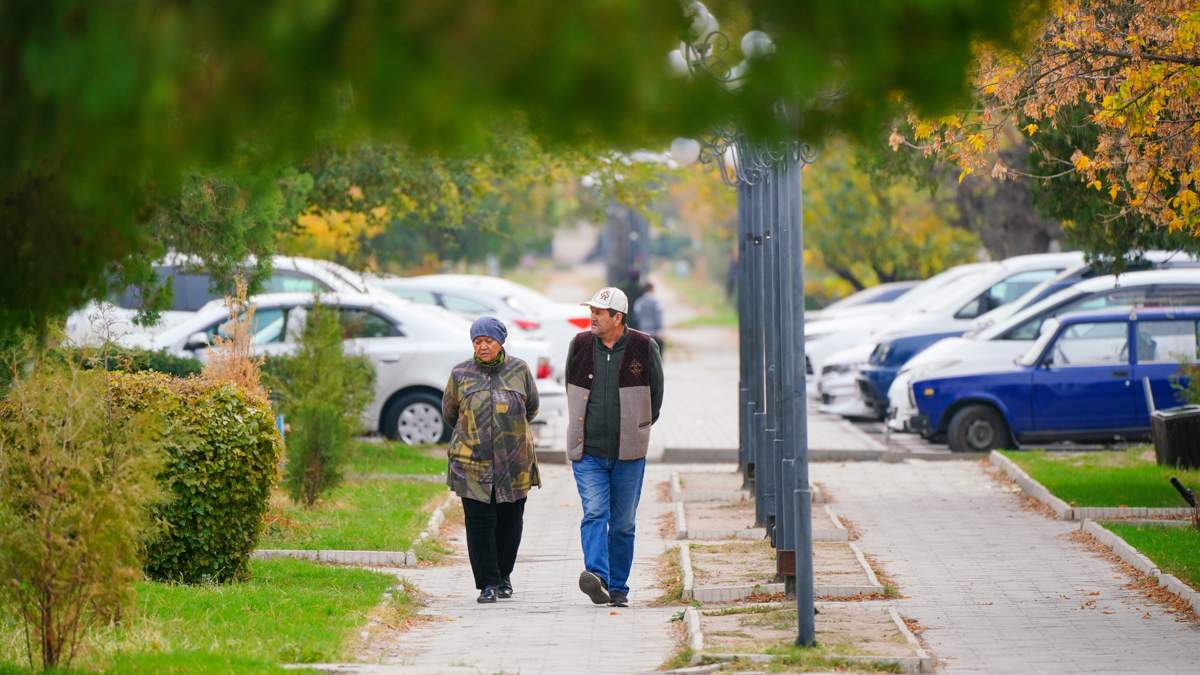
911, 307, 1200, 452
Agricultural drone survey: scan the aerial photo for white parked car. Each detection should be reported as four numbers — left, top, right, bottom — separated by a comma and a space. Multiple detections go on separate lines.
124, 292, 566, 447
805, 280, 920, 323
804, 262, 996, 388
371, 274, 590, 380
807, 253, 1083, 398
66, 255, 376, 346
886, 268, 1200, 432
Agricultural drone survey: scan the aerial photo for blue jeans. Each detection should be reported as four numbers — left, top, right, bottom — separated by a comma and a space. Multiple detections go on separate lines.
571, 454, 646, 595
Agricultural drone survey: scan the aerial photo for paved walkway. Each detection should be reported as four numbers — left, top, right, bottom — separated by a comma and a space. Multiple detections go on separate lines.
813, 460, 1200, 674
367, 463, 679, 674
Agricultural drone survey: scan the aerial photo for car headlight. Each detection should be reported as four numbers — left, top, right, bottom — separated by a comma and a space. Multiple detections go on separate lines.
907, 384, 916, 406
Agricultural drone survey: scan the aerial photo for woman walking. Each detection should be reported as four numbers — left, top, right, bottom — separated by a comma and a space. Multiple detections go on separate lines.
443, 316, 541, 603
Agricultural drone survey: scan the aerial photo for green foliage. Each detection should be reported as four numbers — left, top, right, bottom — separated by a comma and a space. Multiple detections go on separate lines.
3, 1, 1034, 344
1026, 108, 1200, 266
1172, 363, 1200, 406
265, 302, 374, 507
804, 140, 981, 291
0, 559, 395, 670
0, 358, 167, 670
109, 372, 281, 584
1003, 448, 1200, 508
62, 344, 203, 378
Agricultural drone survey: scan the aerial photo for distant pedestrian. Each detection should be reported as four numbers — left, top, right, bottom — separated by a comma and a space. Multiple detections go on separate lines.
632, 282, 664, 353
565, 287, 664, 607
443, 316, 541, 604
618, 269, 644, 329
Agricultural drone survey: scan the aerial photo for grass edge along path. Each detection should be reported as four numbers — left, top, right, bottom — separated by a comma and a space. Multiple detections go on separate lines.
344, 440, 445, 476
1002, 447, 1200, 508
260, 478, 447, 551
0, 558, 395, 673
1104, 522, 1200, 589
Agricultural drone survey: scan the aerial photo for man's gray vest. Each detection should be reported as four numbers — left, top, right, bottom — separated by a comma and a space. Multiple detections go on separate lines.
565, 329, 654, 461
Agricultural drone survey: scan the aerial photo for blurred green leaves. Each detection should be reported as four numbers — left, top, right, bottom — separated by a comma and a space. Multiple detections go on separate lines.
2, 0, 1032, 339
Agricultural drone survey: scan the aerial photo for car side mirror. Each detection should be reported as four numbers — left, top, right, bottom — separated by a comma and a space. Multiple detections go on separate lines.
184, 331, 210, 351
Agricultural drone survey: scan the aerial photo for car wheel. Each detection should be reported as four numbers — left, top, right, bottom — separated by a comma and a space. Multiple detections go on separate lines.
946, 404, 1011, 453
383, 392, 450, 445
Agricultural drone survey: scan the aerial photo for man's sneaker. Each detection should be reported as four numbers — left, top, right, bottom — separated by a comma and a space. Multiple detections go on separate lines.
609, 591, 629, 607
578, 570, 610, 605
498, 575, 513, 599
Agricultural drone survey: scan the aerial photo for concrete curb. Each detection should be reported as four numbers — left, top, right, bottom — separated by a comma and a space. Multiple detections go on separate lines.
888, 606, 935, 673
684, 606, 704, 661
991, 451, 1197, 521
680, 543, 696, 602
674, 501, 689, 540
255, 492, 456, 568
989, 451, 1073, 518
681, 541, 882, 602
410, 493, 458, 560
1082, 520, 1200, 615
685, 604, 931, 674
850, 542, 885, 593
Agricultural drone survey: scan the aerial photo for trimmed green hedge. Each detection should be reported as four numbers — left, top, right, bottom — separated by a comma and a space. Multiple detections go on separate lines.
110, 372, 281, 583
65, 344, 203, 378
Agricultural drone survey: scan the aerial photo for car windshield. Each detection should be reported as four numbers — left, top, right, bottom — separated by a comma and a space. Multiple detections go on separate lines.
1019, 318, 1061, 366
889, 265, 995, 312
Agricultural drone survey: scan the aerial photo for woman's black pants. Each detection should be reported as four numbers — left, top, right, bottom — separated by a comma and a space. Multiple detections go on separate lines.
461, 493, 526, 590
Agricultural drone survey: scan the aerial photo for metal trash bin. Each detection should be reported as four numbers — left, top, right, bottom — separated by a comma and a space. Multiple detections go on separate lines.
1150, 405, 1200, 469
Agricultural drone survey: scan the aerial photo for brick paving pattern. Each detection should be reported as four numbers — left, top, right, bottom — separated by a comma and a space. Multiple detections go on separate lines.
374, 463, 679, 674
812, 460, 1200, 674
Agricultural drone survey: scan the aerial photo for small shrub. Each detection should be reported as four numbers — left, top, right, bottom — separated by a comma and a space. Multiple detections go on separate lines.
1172, 362, 1200, 405
266, 301, 374, 507
202, 277, 268, 401
0, 358, 167, 670
110, 371, 281, 584
63, 344, 203, 378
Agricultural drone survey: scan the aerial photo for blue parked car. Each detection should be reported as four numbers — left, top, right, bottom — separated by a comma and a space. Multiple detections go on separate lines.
857, 331, 963, 417
911, 307, 1200, 452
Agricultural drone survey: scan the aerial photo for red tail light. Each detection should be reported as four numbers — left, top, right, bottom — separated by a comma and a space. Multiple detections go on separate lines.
536, 357, 552, 379
568, 317, 590, 330
513, 318, 541, 331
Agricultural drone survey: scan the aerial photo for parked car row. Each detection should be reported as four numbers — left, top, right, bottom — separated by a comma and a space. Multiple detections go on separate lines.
65, 257, 582, 447
810, 251, 1200, 452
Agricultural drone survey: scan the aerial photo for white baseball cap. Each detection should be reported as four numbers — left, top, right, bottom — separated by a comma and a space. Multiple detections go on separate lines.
583, 286, 629, 314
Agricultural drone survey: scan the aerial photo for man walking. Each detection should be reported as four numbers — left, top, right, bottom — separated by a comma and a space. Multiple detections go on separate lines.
565, 286, 664, 607
632, 281, 664, 353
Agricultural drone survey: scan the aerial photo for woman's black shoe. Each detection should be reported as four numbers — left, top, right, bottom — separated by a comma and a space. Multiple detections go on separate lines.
498, 576, 513, 599
477, 586, 499, 603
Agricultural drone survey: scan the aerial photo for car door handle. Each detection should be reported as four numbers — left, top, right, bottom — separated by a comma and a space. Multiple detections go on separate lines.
379, 355, 401, 363
1111, 369, 1129, 377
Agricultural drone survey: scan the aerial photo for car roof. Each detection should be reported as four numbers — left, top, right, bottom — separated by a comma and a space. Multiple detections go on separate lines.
1057, 305, 1200, 325
978, 268, 1200, 339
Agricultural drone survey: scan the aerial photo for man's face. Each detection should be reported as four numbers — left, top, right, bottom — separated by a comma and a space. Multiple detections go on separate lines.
473, 336, 501, 361
590, 307, 621, 336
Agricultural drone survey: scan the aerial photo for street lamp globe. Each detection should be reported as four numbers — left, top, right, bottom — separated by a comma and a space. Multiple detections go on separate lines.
669, 137, 702, 167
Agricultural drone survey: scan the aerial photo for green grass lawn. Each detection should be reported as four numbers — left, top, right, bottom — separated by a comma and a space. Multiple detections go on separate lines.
344, 440, 445, 476
1003, 447, 1200, 507
1105, 523, 1200, 589
261, 478, 448, 551
0, 559, 394, 672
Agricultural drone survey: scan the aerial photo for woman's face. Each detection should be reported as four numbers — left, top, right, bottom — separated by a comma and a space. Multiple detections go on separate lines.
473, 336, 501, 361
